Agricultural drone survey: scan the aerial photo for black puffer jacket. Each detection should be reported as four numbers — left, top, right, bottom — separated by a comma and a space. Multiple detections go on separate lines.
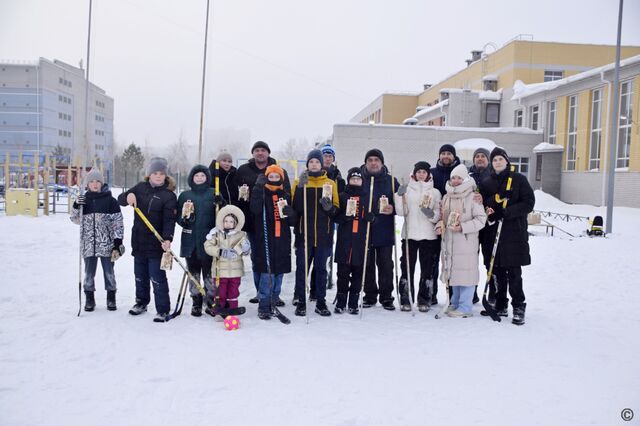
235, 157, 291, 233
480, 168, 535, 267
208, 160, 239, 206
468, 165, 492, 190
177, 165, 216, 260
430, 157, 461, 196
71, 185, 123, 258
334, 184, 367, 266
249, 184, 296, 274
325, 164, 346, 193
359, 165, 399, 248
118, 177, 178, 257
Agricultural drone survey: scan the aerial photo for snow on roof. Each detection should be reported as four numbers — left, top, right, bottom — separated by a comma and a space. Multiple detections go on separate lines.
440, 88, 478, 94
533, 142, 564, 152
413, 99, 448, 120
512, 54, 640, 100
455, 138, 497, 150
482, 74, 498, 81
479, 89, 502, 101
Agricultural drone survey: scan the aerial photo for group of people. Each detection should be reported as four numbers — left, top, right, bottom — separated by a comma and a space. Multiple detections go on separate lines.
71, 140, 535, 326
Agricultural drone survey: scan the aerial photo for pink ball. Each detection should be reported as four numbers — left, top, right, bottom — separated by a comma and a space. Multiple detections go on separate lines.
224, 315, 240, 331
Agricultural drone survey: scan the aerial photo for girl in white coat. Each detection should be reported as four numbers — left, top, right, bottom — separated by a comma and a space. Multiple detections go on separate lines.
395, 161, 442, 312
436, 164, 486, 317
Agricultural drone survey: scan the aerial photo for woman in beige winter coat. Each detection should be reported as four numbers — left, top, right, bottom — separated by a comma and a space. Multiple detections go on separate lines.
436, 164, 486, 317
394, 161, 442, 312
204, 205, 251, 315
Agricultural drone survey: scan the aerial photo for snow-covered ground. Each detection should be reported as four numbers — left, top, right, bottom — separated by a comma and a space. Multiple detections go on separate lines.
1, 190, 638, 426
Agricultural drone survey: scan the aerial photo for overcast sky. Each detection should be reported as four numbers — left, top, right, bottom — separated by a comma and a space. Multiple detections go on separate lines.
1, 0, 639, 154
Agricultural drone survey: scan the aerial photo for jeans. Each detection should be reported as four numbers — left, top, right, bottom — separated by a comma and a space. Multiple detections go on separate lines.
133, 256, 170, 314
451, 286, 475, 314
294, 244, 332, 303
258, 273, 283, 314
83, 256, 116, 292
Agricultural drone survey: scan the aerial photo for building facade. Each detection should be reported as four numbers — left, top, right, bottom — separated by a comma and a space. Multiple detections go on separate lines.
0, 58, 114, 176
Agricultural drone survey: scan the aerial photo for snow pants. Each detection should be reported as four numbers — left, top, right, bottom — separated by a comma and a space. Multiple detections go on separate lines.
216, 277, 241, 310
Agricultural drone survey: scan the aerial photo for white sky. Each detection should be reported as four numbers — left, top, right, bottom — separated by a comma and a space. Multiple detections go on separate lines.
1, 0, 639, 153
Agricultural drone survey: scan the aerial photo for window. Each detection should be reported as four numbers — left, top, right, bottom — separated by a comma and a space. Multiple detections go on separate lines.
566, 95, 578, 171
529, 105, 539, 130
544, 70, 563, 82
510, 157, 530, 178
536, 154, 543, 181
483, 80, 497, 91
514, 109, 523, 127
546, 100, 557, 144
618, 80, 634, 168
485, 103, 500, 123
589, 88, 603, 170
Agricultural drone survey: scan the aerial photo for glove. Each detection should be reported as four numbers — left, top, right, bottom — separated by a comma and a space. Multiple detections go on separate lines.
364, 212, 376, 223
256, 174, 268, 186
220, 249, 237, 260
73, 194, 86, 209
298, 172, 309, 186
320, 197, 333, 212
397, 183, 408, 196
420, 206, 434, 219
111, 239, 125, 261
282, 205, 295, 217
213, 194, 226, 206
490, 207, 504, 222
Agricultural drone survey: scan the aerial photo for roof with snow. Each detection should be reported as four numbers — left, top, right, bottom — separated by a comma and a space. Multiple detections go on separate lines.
533, 142, 564, 153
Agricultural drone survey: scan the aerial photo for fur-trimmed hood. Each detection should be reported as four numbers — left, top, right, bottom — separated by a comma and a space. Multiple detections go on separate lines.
144, 175, 177, 192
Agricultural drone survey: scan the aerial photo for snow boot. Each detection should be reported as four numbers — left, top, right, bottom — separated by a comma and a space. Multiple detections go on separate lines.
128, 301, 147, 316
153, 312, 169, 323
275, 297, 285, 307
106, 290, 117, 311
84, 291, 96, 312
258, 311, 272, 320
382, 300, 396, 311
334, 306, 345, 314
348, 307, 359, 315
418, 304, 430, 313
191, 295, 203, 317
315, 300, 331, 317
512, 304, 526, 326
295, 303, 306, 317
335, 292, 347, 312
292, 296, 300, 306
249, 296, 259, 304
447, 310, 473, 318
399, 278, 411, 306
401, 303, 412, 312
362, 299, 376, 308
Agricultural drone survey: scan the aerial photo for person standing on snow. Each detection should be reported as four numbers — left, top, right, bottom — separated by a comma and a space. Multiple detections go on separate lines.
71, 169, 124, 312
208, 151, 238, 207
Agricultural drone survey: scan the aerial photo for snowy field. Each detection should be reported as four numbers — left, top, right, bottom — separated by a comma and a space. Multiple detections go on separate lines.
1, 190, 638, 426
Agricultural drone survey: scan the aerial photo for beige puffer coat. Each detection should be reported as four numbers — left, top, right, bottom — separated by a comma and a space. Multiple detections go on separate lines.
440, 179, 487, 287
204, 205, 251, 278
394, 178, 442, 241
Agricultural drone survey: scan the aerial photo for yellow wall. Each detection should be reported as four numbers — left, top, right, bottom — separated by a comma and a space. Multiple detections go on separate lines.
381, 95, 419, 124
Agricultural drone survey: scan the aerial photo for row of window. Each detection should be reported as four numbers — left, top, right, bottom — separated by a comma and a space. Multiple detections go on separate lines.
95, 129, 105, 136
58, 94, 72, 104
1, 120, 32, 126
58, 112, 72, 121
95, 114, 104, 122
58, 129, 72, 137
96, 100, 105, 108
95, 144, 106, 151
58, 77, 72, 88
514, 80, 634, 170
361, 109, 381, 124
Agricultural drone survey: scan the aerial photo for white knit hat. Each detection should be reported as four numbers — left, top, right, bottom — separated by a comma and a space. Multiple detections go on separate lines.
450, 164, 470, 180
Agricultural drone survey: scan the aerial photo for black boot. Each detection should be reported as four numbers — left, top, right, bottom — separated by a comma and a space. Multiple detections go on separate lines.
191, 295, 203, 317
335, 292, 347, 312
399, 278, 411, 311
512, 303, 526, 326
295, 302, 306, 317
106, 290, 117, 311
84, 291, 95, 312
315, 300, 331, 317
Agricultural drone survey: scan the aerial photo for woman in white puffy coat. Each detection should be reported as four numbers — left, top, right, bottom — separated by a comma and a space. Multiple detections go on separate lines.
436, 164, 487, 318
394, 161, 442, 312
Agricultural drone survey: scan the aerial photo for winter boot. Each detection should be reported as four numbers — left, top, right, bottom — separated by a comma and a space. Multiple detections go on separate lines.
512, 304, 526, 326
153, 312, 169, 323
334, 306, 345, 314
295, 302, 306, 317
128, 301, 148, 316
382, 300, 396, 311
418, 304, 430, 313
348, 307, 359, 315
258, 311, 272, 320
335, 292, 348, 312
106, 290, 117, 311
315, 300, 332, 317
292, 296, 300, 306
249, 296, 259, 304
83, 291, 96, 312
362, 299, 376, 308
191, 295, 203, 317
275, 297, 285, 307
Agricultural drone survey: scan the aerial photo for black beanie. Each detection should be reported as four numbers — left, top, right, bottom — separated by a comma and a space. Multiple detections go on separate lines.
306, 149, 323, 167
413, 161, 431, 176
439, 144, 456, 157
251, 140, 271, 154
347, 167, 362, 182
490, 147, 510, 164
364, 148, 384, 164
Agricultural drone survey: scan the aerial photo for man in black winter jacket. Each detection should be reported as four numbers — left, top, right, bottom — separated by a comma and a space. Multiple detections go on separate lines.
234, 141, 291, 302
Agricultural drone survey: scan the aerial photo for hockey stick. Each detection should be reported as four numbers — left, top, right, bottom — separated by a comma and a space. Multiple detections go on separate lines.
169, 272, 189, 319
303, 182, 310, 324
400, 178, 415, 316
358, 176, 375, 318
390, 170, 401, 308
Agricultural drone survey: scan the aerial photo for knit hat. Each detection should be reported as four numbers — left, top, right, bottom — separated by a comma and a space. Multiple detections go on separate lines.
147, 157, 168, 175
364, 148, 384, 164
347, 167, 362, 182
321, 144, 336, 159
473, 147, 490, 161
490, 146, 510, 164
412, 161, 431, 176
450, 164, 470, 180
217, 151, 232, 163
439, 144, 457, 157
251, 140, 271, 154
84, 168, 104, 185
265, 164, 285, 180
306, 149, 323, 167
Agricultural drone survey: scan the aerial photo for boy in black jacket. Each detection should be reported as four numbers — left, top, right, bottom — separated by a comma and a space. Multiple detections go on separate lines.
333, 168, 374, 314
118, 157, 178, 323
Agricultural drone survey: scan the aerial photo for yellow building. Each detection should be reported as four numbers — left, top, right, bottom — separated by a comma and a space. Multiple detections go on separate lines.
351, 39, 640, 126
